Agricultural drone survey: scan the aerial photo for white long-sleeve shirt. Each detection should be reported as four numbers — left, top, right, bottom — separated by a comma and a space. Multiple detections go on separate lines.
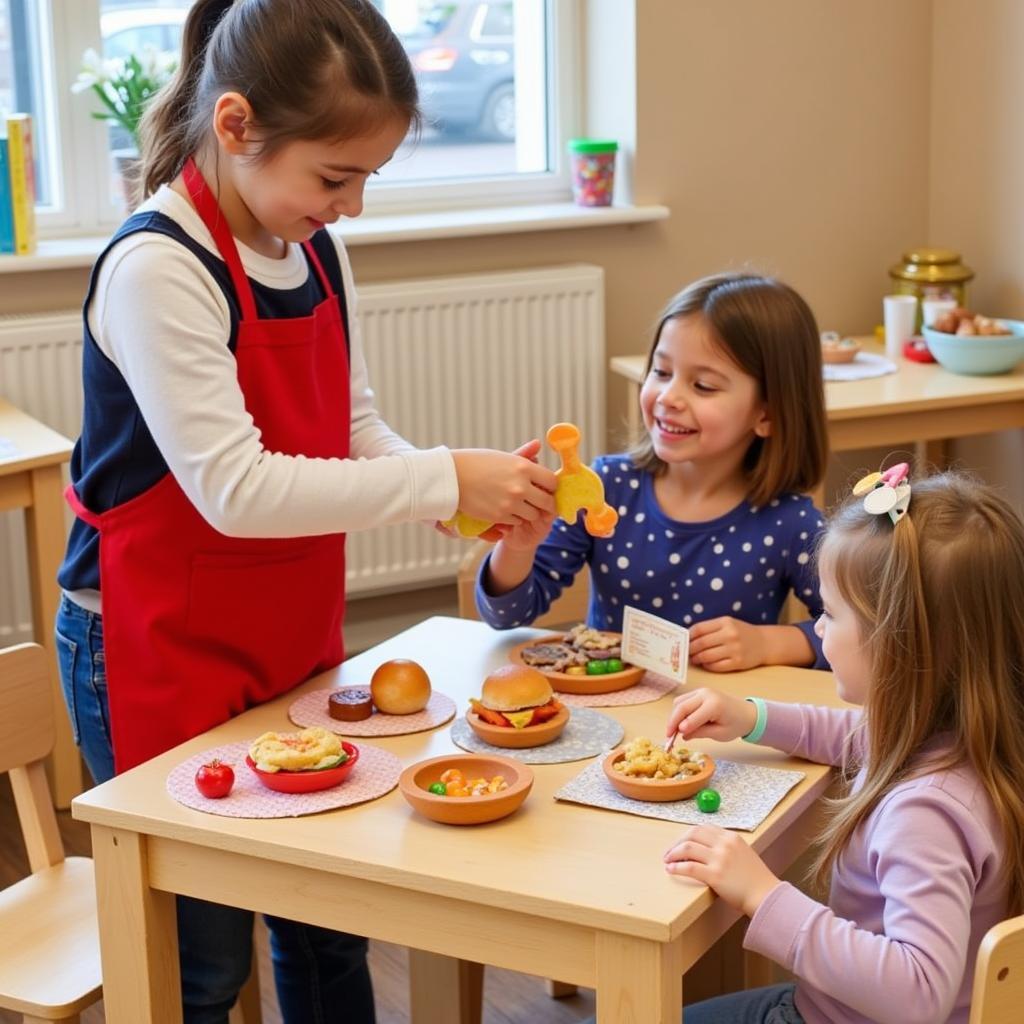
67, 186, 458, 611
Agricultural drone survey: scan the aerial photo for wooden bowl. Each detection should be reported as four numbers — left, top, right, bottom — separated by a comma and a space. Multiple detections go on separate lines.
509, 634, 644, 695
602, 749, 715, 803
399, 754, 533, 825
466, 705, 570, 748
245, 742, 359, 793
821, 340, 861, 364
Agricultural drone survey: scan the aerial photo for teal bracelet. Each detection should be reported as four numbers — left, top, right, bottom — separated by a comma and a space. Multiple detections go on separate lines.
742, 697, 768, 743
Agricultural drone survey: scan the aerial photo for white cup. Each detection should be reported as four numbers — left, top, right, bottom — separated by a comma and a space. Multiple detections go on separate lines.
922, 298, 957, 328
883, 295, 918, 361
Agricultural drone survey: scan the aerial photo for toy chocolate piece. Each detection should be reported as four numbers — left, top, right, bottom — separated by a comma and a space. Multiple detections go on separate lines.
328, 687, 373, 721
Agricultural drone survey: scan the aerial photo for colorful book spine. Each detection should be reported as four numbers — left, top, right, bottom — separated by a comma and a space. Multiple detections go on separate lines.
6, 113, 37, 256
0, 138, 14, 254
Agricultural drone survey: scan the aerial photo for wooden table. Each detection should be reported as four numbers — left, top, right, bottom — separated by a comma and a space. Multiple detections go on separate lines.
0, 397, 79, 806
610, 337, 1024, 463
73, 616, 843, 1023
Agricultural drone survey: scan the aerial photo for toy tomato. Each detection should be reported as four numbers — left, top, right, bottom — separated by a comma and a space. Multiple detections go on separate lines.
195, 759, 234, 798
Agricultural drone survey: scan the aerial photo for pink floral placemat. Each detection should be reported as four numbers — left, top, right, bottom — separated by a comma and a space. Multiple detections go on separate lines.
166, 740, 402, 818
556, 672, 680, 708
288, 688, 456, 736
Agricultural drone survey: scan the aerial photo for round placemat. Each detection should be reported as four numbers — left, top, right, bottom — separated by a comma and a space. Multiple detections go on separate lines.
288, 689, 456, 736
556, 672, 679, 708
166, 740, 402, 818
450, 707, 624, 764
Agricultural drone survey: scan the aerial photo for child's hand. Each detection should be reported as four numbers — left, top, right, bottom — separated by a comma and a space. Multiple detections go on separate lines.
497, 510, 558, 553
666, 687, 756, 744
664, 824, 781, 917
451, 445, 557, 527
689, 616, 768, 672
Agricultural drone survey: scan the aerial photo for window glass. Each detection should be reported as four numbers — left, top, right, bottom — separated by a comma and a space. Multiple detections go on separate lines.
0, 0, 53, 207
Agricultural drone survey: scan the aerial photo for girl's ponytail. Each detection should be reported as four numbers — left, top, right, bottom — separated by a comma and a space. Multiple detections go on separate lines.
138, 0, 235, 198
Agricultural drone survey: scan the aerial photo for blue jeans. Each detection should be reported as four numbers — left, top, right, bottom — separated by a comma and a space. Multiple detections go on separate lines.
56, 594, 376, 1024
681, 984, 804, 1024
582, 983, 803, 1024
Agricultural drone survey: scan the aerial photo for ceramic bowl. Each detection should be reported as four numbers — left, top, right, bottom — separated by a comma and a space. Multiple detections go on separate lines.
509, 634, 644, 695
923, 320, 1024, 375
602, 748, 715, 803
245, 742, 359, 793
466, 705, 570, 748
399, 753, 533, 825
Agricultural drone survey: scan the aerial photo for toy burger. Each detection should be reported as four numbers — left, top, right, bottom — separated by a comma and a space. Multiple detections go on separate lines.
467, 665, 569, 749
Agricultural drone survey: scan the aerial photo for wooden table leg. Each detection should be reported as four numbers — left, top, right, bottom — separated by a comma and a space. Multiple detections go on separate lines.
408, 950, 483, 1024
596, 932, 682, 1023
915, 438, 950, 472
25, 463, 81, 808
92, 825, 181, 1023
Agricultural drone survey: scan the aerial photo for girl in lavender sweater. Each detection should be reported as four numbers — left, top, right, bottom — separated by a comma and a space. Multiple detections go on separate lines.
661, 471, 1024, 1024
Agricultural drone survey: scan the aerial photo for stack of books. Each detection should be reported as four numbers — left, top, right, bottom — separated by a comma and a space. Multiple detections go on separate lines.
0, 113, 38, 256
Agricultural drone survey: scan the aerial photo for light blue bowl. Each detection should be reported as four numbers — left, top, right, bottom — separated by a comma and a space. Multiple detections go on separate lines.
923, 319, 1024, 375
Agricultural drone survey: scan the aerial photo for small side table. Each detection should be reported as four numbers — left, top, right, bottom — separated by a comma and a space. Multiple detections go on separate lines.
0, 397, 80, 807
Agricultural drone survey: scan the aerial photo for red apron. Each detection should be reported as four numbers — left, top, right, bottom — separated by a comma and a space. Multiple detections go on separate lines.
67, 157, 350, 773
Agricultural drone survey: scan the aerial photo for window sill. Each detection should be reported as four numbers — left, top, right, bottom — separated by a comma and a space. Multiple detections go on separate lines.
0, 202, 669, 275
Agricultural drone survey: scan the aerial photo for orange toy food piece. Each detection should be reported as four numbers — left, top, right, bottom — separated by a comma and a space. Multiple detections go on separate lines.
547, 422, 618, 538
440, 768, 465, 786
469, 698, 512, 727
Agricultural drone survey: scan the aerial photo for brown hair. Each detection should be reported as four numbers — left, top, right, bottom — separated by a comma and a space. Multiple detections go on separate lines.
139, 0, 419, 197
813, 472, 1024, 915
627, 272, 827, 506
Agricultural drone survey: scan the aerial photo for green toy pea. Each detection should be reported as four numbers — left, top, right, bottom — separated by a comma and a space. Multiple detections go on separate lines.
695, 788, 721, 813
428, 782, 447, 796
605, 658, 624, 673
585, 659, 610, 675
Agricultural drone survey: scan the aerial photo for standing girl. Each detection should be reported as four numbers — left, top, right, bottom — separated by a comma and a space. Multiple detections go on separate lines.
663, 472, 1024, 1023
56, 1, 555, 1020
476, 272, 830, 670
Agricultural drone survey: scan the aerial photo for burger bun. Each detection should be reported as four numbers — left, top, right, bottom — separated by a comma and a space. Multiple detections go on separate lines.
370, 659, 432, 715
481, 665, 553, 712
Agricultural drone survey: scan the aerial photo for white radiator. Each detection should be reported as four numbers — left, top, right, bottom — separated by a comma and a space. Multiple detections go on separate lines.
0, 262, 605, 641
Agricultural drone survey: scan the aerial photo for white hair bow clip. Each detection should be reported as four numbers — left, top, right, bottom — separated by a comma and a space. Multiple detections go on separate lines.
852, 462, 911, 524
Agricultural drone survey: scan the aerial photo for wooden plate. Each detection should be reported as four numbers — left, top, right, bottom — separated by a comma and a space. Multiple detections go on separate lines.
509, 634, 644, 694
466, 705, 570, 748
602, 749, 715, 802
399, 754, 533, 825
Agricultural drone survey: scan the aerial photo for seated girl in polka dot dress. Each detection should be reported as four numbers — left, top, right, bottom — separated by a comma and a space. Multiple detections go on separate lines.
475, 272, 830, 670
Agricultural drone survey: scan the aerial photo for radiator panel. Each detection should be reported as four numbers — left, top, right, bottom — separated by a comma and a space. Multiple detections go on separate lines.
0, 263, 605, 643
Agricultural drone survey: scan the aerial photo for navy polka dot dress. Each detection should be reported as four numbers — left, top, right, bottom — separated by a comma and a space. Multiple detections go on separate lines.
475, 454, 829, 669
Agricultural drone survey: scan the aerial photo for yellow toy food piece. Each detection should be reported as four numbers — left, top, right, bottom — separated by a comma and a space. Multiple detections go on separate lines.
441, 511, 496, 538
547, 422, 618, 538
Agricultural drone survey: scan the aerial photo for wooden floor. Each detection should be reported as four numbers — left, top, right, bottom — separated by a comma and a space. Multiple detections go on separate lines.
0, 772, 596, 1024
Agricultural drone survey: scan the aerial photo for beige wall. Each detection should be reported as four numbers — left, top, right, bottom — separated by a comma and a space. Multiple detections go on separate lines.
2, 1, 945, 646
930, 0, 1024, 506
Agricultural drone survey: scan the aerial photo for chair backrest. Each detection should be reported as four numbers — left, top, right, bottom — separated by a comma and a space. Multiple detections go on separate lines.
0, 643, 65, 872
456, 540, 591, 630
970, 913, 1024, 1023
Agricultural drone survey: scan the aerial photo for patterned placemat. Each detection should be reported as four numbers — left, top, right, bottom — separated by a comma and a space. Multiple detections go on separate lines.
554, 757, 805, 831
450, 708, 623, 764
288, 689, 456, 736
556, 672, 680, 708
166, 740, 402, 818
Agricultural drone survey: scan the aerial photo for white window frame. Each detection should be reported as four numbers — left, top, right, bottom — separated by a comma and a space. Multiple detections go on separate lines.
32, 0, 581, 239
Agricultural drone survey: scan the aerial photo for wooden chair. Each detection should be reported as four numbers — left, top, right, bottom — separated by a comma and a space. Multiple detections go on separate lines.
970, 913, 1024, 1023
456, 540, 591, 628
0, 642, 101, 1023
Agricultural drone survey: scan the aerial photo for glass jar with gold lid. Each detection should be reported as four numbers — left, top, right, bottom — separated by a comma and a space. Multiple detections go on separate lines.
889, 248, 974, 329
